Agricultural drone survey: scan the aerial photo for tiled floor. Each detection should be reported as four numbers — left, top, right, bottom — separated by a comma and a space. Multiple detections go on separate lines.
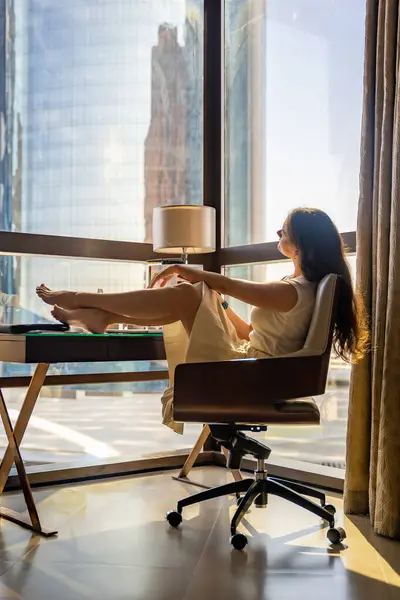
0, 467, 398, 599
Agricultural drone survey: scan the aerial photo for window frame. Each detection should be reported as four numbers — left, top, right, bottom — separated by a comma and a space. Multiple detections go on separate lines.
0, 0, 356, 488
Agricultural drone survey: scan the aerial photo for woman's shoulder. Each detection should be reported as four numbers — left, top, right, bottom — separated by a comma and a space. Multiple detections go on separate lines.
283, 275, 316, 301
282, 274, 315, 287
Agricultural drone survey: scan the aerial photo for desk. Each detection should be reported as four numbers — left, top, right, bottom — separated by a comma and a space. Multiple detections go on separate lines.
0, 331, 166, 537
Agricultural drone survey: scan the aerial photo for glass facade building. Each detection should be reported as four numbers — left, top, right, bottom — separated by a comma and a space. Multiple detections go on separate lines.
2, 0, 203, 316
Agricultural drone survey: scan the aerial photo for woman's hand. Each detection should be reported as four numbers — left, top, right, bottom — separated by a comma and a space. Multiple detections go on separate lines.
148, 265, 208, 289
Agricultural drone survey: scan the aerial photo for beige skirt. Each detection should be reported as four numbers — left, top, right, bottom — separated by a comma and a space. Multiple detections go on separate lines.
161, 282, 266, 434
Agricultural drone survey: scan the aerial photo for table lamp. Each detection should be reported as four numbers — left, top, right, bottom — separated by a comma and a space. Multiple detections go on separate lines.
146, 204, 216, 289
152, 205, 216, 264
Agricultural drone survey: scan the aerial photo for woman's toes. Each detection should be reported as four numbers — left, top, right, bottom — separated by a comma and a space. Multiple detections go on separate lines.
52, 305, 69, 323
36, 284, 51, 294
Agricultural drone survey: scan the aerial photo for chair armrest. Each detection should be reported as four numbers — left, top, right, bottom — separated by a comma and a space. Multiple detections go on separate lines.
174, 354, 329, 423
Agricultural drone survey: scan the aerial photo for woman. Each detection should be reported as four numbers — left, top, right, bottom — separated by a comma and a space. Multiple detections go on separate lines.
36, 208, 368, 431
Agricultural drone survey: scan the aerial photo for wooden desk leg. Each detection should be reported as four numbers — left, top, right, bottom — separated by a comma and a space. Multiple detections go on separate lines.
0, 364, 57, 537
172, 425, 211, 489
0, 363, 49, 495
173, 425, 243, 490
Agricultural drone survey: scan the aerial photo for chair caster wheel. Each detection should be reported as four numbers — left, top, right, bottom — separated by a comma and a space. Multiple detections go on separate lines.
327, 527, 346, 544
323, 504, 336, 515
230, 533, 248, 551
166, 510, 182, 528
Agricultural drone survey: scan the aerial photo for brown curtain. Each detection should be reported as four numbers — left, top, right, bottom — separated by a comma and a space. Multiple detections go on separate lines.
344, 0, 400, 539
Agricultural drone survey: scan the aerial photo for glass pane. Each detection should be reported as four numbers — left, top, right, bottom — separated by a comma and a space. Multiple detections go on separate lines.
1, 384, 201, 468
224, 256, 356, 468
0, 254, 201, 467
224, 0, 365, 246
1, 255, 147, 323
1, 1, 203, 241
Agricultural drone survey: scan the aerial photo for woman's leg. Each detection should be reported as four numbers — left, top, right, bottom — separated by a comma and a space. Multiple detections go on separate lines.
40, 283, 202, 335
103, 313, 172, 328
51, 306, 181, 334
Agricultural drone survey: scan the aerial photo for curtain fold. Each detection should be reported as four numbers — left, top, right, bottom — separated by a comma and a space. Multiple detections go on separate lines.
344, 0, 400, 539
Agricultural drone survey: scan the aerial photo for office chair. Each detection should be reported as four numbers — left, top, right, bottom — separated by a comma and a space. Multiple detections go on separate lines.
166, 274, 346, 549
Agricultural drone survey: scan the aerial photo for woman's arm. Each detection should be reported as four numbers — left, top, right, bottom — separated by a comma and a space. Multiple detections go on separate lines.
214, 293, 252, 340
149, 265, 298, 312
225, 305, 253, 340
203, 272, 298, 312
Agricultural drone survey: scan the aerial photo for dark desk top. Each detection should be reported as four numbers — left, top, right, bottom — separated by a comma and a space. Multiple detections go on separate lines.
0, 331, 166, 364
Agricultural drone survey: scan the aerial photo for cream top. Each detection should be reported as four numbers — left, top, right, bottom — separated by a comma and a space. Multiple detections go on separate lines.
249, 275, 316, 357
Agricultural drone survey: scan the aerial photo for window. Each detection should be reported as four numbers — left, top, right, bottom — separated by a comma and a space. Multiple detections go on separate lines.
0, 0, 366, 483
0, 1, 206, 477
223, 0, 365, 475
1, 381, 202, 468
0, 254, 201, 468
224, 0, 366, 247
2, 1, 204, 242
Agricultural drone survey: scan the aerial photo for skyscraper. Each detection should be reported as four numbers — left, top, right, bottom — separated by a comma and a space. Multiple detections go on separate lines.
0, 0, 18, 305
144, 6, 203, 242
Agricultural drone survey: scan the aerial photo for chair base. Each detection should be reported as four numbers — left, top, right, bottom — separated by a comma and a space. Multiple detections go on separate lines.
167, 465, 346, 549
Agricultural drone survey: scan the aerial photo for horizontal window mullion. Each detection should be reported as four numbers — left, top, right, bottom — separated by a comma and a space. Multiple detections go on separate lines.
0, 231, 158, 263
219, 231, 356, 267
0, 231, 205, 264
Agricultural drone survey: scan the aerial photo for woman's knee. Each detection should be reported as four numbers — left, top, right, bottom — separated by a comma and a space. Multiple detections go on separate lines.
175, 282, 201, 309
173, 282, 202, 331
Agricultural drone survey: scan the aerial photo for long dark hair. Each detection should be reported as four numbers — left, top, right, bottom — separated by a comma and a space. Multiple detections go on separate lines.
286, 208, 369, 362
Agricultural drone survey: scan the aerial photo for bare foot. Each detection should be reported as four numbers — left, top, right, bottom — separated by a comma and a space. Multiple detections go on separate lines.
51, 306, 110, 334
36, 284, 78, 309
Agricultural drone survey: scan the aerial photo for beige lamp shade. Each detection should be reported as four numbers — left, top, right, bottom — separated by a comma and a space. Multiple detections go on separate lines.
152, 205, 216, 254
